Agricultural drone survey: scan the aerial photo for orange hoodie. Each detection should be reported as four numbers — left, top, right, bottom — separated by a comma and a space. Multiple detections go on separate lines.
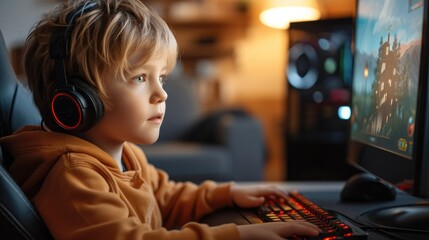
0, 126, 239, 240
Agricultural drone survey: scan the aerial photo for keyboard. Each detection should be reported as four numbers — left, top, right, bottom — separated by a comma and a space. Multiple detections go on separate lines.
239, 191, 368, 240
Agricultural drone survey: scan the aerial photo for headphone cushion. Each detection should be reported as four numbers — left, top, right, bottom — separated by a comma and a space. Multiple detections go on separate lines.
49, 77, 104, 132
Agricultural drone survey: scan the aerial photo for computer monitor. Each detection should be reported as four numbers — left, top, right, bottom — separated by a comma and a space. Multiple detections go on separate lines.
348, 0, 429, 231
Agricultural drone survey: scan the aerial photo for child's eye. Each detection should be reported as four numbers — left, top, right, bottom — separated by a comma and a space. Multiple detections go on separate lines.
159, 75, 167, 85
132, 75, 146, 84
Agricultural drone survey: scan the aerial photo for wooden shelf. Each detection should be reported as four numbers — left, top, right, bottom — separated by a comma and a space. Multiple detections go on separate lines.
143, 0, 250, 60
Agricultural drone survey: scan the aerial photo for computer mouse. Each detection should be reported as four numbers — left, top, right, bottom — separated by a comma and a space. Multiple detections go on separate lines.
340, 173, 396, 202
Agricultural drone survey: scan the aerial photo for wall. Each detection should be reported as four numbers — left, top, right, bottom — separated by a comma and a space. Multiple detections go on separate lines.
0, 0, 57, 49
223, 25, 288, 101
221, 24, 289, 181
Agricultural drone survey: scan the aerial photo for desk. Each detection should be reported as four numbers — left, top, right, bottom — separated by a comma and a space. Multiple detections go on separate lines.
202, 182, 429, 240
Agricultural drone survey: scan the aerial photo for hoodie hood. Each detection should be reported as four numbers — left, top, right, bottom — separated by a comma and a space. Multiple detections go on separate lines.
0, 126, 118, 199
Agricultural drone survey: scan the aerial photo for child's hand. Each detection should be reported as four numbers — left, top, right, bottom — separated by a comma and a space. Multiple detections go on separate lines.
237, 221, 321, 240
230, 184, 287, 208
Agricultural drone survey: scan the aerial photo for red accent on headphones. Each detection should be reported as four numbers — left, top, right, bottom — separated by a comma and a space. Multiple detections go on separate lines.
51, 92, 83, 130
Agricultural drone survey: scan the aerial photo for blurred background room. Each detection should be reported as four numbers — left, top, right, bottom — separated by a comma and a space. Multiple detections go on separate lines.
0, 0, 357, 182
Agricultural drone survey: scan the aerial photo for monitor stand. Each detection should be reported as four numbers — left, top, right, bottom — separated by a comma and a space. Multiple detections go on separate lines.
358, 204, 429, 232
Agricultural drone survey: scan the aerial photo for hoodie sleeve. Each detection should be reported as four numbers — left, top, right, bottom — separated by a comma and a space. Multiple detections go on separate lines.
33, 150, 239, 240
153, 170, 234, 228
127, 143, 236, 228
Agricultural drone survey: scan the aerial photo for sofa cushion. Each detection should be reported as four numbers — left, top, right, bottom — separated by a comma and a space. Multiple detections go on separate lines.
158, 73, 201, 142
141, 142, 232, 182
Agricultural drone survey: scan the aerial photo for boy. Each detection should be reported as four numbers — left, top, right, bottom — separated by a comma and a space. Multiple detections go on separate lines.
0, 0, 320, 239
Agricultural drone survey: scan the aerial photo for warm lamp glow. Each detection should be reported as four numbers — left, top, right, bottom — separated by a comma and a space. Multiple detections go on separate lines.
364, 61, 369, 79
259, 0, 321, 29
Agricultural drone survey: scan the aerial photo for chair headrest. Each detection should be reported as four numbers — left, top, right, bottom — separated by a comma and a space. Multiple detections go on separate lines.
0, 31, 41, 138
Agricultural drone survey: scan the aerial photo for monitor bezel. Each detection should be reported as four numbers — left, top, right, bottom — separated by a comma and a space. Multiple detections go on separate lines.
414, 0, 429, 197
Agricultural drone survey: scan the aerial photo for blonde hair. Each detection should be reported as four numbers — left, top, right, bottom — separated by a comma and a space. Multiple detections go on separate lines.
24, 0, 178, 114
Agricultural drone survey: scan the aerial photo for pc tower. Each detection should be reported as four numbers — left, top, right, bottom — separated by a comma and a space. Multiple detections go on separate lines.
285, 18, 359, 180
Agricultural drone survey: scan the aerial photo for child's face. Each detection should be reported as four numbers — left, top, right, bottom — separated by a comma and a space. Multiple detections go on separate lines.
93, 51, 170, 145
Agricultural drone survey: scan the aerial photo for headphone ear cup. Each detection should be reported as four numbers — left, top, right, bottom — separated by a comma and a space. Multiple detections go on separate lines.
47, 77, 104, 133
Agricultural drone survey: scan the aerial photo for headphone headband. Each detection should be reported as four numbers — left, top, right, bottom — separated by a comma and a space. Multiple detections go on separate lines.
47, 1, 104, 133
49, 1, 98, 60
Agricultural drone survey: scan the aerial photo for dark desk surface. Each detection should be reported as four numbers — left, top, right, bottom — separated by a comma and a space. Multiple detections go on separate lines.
201, 182, 429, 240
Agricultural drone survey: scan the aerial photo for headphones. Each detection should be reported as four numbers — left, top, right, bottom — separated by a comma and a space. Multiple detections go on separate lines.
47, 1, 104, 133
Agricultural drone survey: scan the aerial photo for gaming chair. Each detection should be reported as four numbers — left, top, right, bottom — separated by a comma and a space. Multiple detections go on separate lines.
0, 30, 53, 239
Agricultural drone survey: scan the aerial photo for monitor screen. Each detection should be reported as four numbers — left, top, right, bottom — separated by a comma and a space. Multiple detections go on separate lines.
349, 0, 428, 197
351, 0, 423, 159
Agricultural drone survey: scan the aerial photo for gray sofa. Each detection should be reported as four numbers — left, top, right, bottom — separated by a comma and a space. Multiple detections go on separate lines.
140, 70, 266, 182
